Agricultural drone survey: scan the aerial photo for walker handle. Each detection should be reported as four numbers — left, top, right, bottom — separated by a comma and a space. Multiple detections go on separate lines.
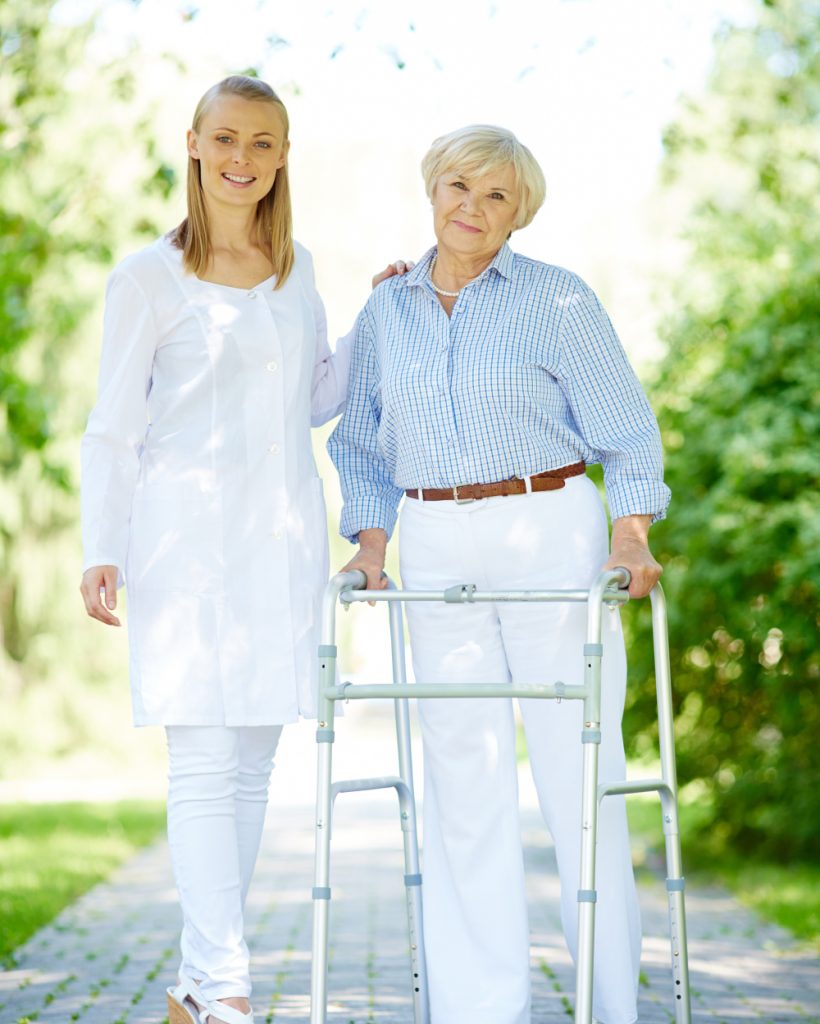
335, 569, 367, 591
611, 566, 632, 590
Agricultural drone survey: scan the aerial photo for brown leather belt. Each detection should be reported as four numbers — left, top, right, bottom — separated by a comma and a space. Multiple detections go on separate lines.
406, 461, 586, 503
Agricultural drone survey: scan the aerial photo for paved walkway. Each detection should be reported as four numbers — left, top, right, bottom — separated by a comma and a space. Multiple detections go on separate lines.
1, 711, 818, 1024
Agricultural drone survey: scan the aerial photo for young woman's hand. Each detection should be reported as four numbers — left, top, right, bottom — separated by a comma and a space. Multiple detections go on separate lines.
80, 565, 122, 626
372, 260, 416, 289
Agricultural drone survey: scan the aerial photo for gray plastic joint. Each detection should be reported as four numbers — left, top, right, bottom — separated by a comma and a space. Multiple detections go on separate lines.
312, 887, 331, 900
577, 889, 597, 903
666, 878, 686, 892
583, 643, 603, 657
315, 729, 335, 744
318, 644, 337, 657
581, 729, 602, 744
444, 584, 477, 603
404, 873, 422, 887
555, 681, 566, 698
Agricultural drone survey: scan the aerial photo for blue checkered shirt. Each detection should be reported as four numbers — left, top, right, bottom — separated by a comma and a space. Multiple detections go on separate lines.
328, 243, 670, 542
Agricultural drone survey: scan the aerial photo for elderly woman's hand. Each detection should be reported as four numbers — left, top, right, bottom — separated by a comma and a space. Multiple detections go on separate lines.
341, 528, 389, 597
603, 515, 662, 599
371, 261, 415, 290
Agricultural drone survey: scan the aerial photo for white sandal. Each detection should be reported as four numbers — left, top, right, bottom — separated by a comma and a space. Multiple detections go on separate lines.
166, 973, 253, 1024
166, 975, 207, 1024
199, 999, 254, 1024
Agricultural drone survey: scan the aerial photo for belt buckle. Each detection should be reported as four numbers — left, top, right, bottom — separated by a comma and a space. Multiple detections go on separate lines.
452, 484, 476, 505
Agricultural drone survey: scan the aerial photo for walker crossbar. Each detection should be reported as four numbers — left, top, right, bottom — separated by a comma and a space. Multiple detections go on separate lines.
327, 777, 415, 842
340, 586, 628, 605
310, 569, 691, 1024
326, 682, 588, 701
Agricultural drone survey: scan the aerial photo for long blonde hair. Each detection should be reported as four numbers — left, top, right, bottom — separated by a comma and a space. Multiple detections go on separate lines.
171, 76, 294, 289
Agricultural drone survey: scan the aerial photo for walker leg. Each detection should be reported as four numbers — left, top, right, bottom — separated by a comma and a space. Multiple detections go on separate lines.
667, 876, 691, 1022
388, 600, 430, 1023
575, 638, 604, 1024
310, 644, 338, 1024
651, 585, 692, 1024
575, 731, 600, 1024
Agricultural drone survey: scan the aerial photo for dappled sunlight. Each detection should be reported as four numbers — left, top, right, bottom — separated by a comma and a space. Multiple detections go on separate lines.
440, 639, 486, 679
504, 513, 543, 557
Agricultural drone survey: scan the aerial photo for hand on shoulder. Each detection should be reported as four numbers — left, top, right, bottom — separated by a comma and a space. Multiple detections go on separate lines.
371, 260, 415, 290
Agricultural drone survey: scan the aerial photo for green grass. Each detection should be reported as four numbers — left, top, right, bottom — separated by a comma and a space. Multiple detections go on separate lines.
627, 796, 820, 948
0, 800, 166, 965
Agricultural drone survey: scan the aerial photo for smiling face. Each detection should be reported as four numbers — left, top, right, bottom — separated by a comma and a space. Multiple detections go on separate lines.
186, 93, 289, 213
431, 163, 519, 263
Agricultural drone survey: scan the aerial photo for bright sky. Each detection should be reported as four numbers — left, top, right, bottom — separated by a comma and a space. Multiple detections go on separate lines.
58, 0, 752, 364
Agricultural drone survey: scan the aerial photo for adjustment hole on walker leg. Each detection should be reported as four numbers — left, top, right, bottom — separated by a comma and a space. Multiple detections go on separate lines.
415, 988, 420, 992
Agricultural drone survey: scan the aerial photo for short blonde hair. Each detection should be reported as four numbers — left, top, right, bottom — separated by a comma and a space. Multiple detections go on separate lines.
421, 124, 546, 231
172, 76, 294, 289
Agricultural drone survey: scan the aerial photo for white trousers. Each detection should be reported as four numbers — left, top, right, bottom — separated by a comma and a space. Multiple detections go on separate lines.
399, 475, 641, 1024
165, 724, 283, 1002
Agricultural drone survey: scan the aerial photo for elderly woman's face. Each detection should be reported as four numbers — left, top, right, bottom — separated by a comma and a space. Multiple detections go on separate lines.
432, 164, 519, 261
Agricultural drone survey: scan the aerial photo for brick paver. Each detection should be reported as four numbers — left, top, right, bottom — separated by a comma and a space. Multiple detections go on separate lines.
1, 711, 817, 1024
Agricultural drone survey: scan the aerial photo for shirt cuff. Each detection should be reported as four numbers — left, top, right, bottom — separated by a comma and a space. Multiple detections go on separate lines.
606, 479, 671, 525
340, 494, 401, 544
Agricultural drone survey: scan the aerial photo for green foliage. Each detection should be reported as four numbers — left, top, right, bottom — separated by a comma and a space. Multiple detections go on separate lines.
627, 0, 820, 859
0, 1, 181, 746
0, 800, 166, 964
1, 3, 106, 476
627, 797, 820, 947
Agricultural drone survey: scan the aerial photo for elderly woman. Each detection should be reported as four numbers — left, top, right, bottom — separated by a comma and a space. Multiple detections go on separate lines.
328, 124, 670, 1024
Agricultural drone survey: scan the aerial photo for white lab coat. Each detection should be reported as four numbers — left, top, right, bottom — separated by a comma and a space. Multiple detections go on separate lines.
81, 236, 351, 726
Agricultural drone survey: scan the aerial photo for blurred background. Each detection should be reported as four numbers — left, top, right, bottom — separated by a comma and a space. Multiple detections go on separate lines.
0, 0, 817, 928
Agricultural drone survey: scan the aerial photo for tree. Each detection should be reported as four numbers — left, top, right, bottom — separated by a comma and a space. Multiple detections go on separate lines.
627, 0, 820, 859
0, 0, 178, 766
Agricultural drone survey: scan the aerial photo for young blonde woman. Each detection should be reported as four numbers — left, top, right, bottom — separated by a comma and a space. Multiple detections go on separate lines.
79, 76, 406, 1024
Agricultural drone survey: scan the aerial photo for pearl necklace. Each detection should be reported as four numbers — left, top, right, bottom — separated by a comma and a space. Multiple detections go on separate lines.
429, 255, 471, 297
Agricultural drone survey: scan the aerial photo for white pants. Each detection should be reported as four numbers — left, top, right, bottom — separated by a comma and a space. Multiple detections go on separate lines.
165, 724, 283, 1002
399, 475, 641, 1024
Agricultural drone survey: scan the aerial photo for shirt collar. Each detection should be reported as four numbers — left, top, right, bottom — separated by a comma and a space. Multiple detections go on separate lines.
404, 241, 515, 290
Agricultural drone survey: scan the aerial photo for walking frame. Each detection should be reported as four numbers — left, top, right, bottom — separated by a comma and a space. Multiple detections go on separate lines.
310, 568, 691, 1023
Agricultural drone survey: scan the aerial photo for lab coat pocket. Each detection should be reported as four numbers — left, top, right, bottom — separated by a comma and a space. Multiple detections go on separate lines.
127, 495, 222, 594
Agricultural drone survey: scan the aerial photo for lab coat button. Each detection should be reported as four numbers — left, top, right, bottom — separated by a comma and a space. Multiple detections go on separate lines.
247, 290, 257, 299
272, 528, 282, 540
266, 360, 278, 372
269, 443, 280, 454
